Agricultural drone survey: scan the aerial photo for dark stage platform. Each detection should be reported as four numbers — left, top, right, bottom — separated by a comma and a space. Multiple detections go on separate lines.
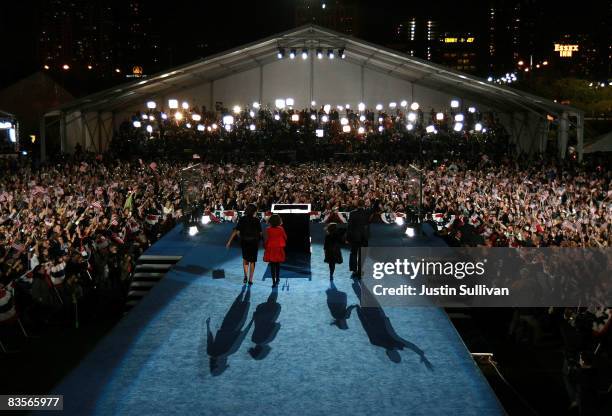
44, 222, 504, 416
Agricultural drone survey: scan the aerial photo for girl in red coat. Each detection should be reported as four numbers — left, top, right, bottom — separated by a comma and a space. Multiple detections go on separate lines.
263, 214, 287, 288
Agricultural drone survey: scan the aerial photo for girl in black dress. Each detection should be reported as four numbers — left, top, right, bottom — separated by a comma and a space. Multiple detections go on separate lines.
226, 204, 262, 285
324, 223, 344, 280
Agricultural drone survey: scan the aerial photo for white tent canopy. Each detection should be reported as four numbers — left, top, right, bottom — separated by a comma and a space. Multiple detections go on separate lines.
584, 130, 612, 153
42, 24, 584, 159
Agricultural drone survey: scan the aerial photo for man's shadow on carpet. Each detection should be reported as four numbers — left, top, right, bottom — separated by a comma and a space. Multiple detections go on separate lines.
349, 281, 434, 369
203, 285, 253, 376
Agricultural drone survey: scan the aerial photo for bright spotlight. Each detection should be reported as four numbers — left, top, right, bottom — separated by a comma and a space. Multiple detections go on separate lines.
323, 104, 331, 114
275, 99, 286, 109
453, 122, 463, 132
188, 226, 199, 236
174, 111, 183, 121
474, 123, 483, 132
487, 76, 493, 82
436, 112, 444, 121
249, 111, 255, 117
327, 49, 334, 59
274, 114, 280, 121
289, 49, 296, 59
181, 101, 189, 110
378, 126, 384, 132
233, 105, 241, 114
291, 114, 299, 121
358, 102, 365, 111
406, 123, 414, 131
454, 114, 464, 122
311, 100, 316, 106
317, 49, 323, 59
358, 127, 365, 134
407, 112, 417, 122
395, 216, 405, 226
302, 48, 308, 60
342, 125, 351, 133
146, 101, 156, 109
468, 106, 476, 113
148, 115, 155, 121
186, 123, 192, 128
141, 113, 148, 120
321, 115, 329, 122
201, 215, 211, 225
400, 100, 408, 107
410, 102, 420, 111
212, 123, 218, 130
389, 102, 397, 108
405, 226, 416, 237
277, 48, 285, 59
62, 64, 70, 70
316, 129, 324, 137
426, 125, 436, 133
192, 114, 201, 121
253, 102, 260, 109
250, 124, 256, 131
223, 115, 234, 125
161, 113, 168, 120
286, 98, 295, 106
310, 114, 317, 120
340, 117, 348, 125
450, 99, 460, 108
146, 125, 153, 133
359, 115, 366, 122
197, 124, 205, 131
376, 104, 383, 111
9, 129, 16, 143
133, 120, 142, 128
168, 99, 179, 109
339, 48, 346, 59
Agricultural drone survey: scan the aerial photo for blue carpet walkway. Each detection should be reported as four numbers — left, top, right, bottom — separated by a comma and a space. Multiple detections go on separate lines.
47, 222, 504, 416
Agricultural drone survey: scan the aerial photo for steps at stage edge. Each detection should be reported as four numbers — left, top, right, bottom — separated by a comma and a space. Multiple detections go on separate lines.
124, 255, 182, 313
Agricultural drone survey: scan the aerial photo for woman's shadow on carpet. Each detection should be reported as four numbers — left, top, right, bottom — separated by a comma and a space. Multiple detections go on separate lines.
248, 287, 281, 360
201, 285, 253, 376
349, 281, 434, 369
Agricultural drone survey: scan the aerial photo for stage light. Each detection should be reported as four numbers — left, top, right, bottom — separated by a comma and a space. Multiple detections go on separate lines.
141, 113, 148, 120
406, 123, 414, 131
233, 105, 241, 114
435, 112, 444, 121
378, 126, 384, 132
222, 115, 234, 125
410, 102, 419, 111
345, 104, 350, 109
145, 125, 153, 133
407, 112, 417, 122
475, 123, 483, 132
201, 215, 211, 225
324, 104, 331, 114
289, 49, 296, 59
161, 112, 168, 120
253, 102, 260, 109
376, 104, 383, 111
274, 114, 280, 121
0, 122, 11, 129
337, 105, 344, 111
197, 124, 205, 131
358, 102, 365, 111
148, 115, 155, 121
146, 101, 156, 109
426, 125, 436, 133
395, 216, 405, 226
286, 98, 295, 106
468, 106, 476, 113
450, 99, 460, 108
9, 129, 16, 143
302, 48, 308, 60
378, 117, 383, 123
542, 61, 548, 66
277, 48, 284, 59
188, 226, 198, 236
453, 122, 463, 132
316, 129, 324, 137
212, 123, 218, 130
518, 60, 524, 66
249, 124, 256, 131
192, 114, 201, 121
133, 121, 141, 128
317, 49, 323, 59
168, 99, 178, 109
174, 111, 183, 120
454, 114, 464, 122
291, 114, 299, 121
310, 114, 317, 120
43, 64, 50, 70
339, 48, 346, 59
482, 128, 487, 133
62, 64, 70, 70
207, 126, 212, 132
359, 115, 366, 122
115, 68, 121, 73
405, 225, 416, 237
389, 102, 397, 109
400, 100, 408, 107
321, 115, 329, 122
487, 76, 493, 82
328, 49, 334, 59
249, 111, 255, 117
275, 99, 286, 109
186, 123, 192, 128
21, 150, 27, 155
340, 117, 348, 125
358, 127, 365, 134
181, 101, 189, 110
224, 125, 231, 132
342, 125, 351, 133
311, 100, 316, 106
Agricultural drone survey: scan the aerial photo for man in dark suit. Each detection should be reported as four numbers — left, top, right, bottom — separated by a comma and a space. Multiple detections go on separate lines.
346, 199, 370, 279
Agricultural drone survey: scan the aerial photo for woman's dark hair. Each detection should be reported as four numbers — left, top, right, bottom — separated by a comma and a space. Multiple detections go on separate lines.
326, 223, 337, 234
269, 214, 282, 227
245, 204, 257, 218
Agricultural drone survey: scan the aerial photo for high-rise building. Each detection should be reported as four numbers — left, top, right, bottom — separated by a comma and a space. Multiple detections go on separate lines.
437, 33, 479, 73
391, 17, 438, 61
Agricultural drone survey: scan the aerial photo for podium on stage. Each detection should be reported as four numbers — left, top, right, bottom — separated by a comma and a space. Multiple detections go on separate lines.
271, 204, 311, 253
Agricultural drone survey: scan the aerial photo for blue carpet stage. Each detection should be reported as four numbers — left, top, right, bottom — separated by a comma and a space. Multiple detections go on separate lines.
48, 222, 504, 416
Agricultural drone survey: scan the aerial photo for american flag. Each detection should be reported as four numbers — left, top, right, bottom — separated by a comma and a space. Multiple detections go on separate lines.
11, 242, 25, 253
31, 186, 46, 197
91, 201, 103, 210
110, 215, 119, 226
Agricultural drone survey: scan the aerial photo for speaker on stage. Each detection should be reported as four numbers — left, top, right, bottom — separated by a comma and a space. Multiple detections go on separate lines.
271, 204, 311, 253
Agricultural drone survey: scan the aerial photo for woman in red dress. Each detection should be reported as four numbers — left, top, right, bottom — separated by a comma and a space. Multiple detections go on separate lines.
263, 214, 287, 288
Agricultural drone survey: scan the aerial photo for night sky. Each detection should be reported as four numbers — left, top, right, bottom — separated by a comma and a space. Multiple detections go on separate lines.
0, 1, 604, 89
